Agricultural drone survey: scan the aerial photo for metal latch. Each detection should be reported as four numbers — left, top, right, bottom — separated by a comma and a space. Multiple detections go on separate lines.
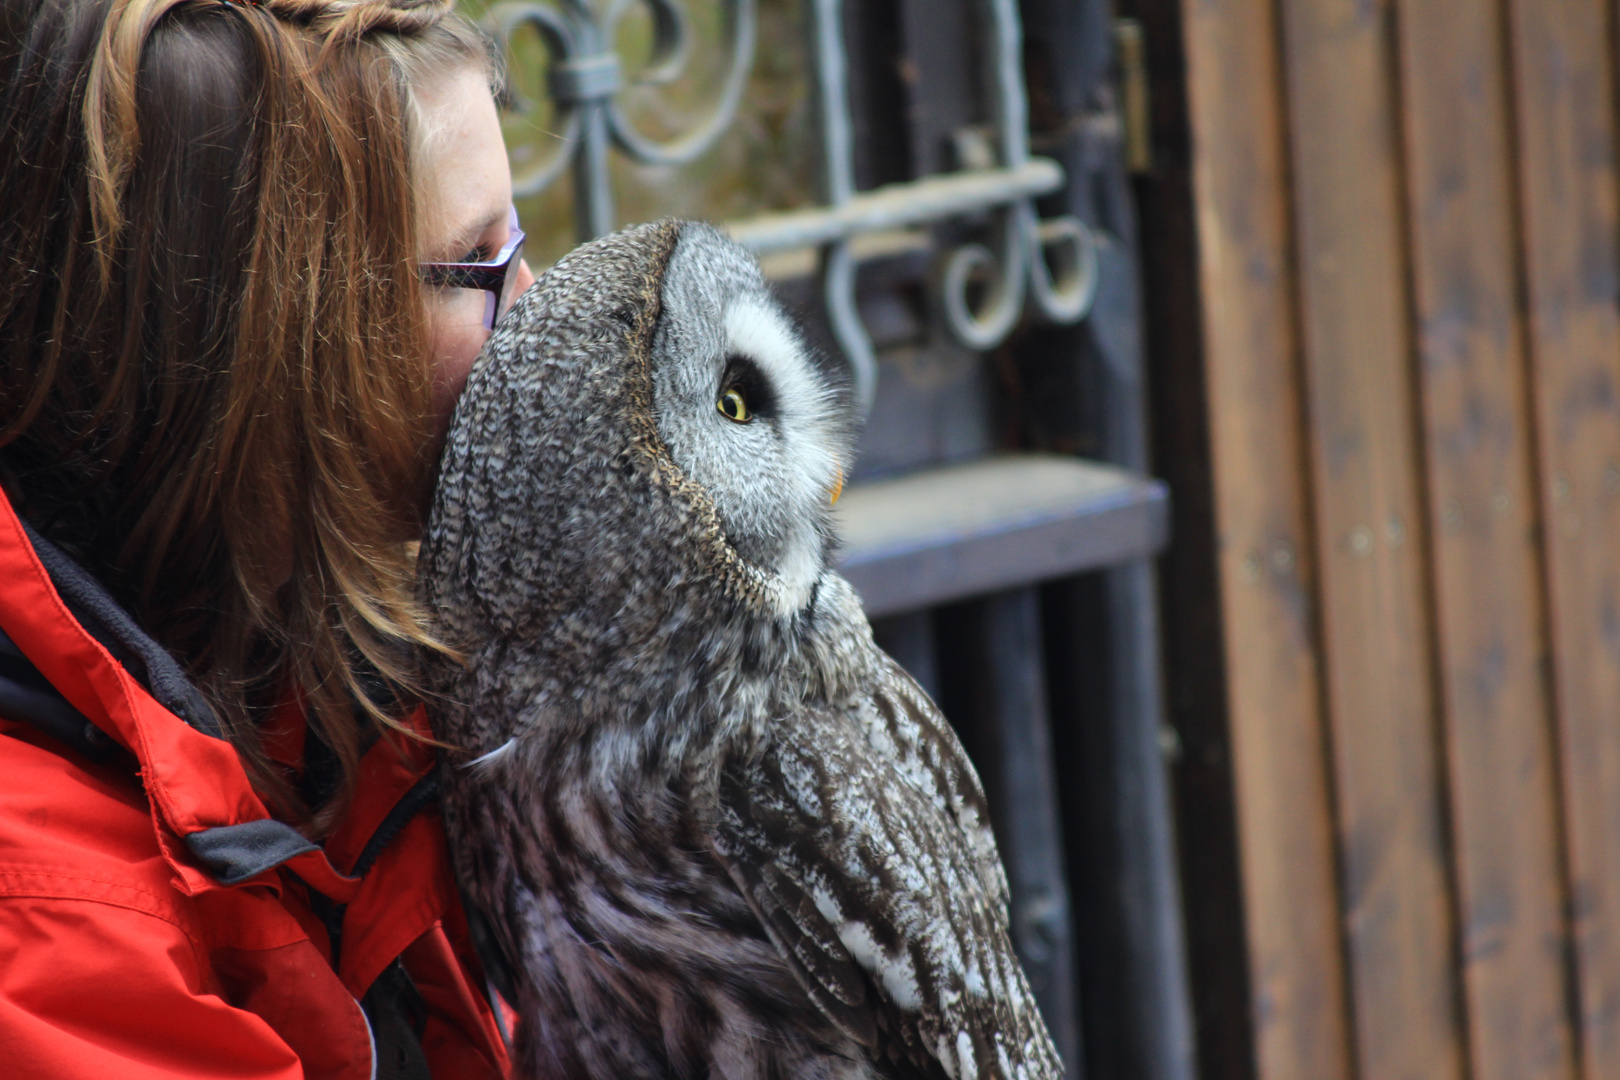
1115, 18, 1153, 174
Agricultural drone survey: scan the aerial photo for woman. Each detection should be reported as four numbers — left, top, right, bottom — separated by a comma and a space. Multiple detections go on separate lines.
0, 0, 534, 1073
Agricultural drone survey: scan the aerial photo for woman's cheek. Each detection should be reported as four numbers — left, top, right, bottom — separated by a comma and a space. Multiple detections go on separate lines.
428, 288, 490, 432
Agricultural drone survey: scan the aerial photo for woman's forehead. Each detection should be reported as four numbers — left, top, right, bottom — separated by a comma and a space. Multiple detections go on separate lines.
415, 65, 511, 260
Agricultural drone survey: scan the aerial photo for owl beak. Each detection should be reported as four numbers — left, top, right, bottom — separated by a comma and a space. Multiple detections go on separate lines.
829, 468, 845, 506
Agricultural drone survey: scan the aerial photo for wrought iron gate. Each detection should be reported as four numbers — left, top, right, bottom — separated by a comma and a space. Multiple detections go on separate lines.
475, 2, 1195, 1076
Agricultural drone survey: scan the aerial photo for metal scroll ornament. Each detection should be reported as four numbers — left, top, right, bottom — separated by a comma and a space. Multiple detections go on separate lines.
486, 0, 757, 240
486, 0, 1097, 415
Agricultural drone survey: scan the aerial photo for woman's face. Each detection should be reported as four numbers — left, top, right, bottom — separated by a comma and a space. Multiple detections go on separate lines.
415, 65, 536, 441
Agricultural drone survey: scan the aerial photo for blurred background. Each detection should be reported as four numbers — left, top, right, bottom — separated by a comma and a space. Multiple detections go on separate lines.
465, 2, 1620, 1079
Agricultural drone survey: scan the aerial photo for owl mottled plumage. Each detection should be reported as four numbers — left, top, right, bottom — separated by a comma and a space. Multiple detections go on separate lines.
418, 220, 1063, 1080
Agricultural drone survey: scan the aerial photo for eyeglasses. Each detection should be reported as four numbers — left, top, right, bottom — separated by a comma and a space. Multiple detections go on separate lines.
419, 206, 527, 331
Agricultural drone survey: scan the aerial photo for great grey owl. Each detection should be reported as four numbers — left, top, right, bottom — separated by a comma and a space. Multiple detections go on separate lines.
418, 219, 1063, 1080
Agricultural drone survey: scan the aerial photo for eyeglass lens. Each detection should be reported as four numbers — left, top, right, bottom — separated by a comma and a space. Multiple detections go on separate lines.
481, 219, 525, 331
493, 235, 525, 328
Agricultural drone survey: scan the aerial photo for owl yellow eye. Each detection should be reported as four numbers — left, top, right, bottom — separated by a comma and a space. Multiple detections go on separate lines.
718, 386, 751, 423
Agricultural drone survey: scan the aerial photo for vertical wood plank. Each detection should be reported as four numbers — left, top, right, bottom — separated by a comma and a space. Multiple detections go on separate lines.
1179, 1, 1354, 1077
1394, 1, 1579, 1078
1506, 0, 1620, 1072
1277, 0, 1468, 1077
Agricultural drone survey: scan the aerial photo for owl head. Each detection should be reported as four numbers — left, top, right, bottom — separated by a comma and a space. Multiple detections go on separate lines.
421, 219, 857, 657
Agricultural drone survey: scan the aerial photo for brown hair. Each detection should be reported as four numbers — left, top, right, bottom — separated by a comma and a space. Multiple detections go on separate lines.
0, 0, 490, 831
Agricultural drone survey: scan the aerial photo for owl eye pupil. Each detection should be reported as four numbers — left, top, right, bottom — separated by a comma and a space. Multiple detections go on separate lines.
718, 387, 751, 423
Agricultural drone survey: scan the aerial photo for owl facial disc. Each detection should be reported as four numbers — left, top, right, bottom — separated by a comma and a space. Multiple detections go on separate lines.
650, 224, 852, 618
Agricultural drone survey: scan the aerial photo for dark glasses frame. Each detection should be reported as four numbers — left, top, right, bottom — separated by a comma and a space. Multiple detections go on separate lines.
419, 206, 527, 331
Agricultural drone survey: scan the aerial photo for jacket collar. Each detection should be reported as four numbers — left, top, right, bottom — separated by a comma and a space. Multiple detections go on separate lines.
0, 489, 427, 901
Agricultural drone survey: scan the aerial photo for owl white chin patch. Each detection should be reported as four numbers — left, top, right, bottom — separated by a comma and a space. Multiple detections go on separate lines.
769, 526, 824, 617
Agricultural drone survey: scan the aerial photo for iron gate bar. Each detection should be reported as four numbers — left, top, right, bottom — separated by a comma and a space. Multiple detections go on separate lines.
979, 587, 1081, 1073
723, 162, 1066, 252
795, 0, 1097, 409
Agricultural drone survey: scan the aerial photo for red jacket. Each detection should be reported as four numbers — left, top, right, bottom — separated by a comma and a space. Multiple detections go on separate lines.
0, 489, 511, 1079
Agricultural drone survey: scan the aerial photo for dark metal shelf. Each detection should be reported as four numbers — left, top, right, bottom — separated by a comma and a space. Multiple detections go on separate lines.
835, 453, 1170, 617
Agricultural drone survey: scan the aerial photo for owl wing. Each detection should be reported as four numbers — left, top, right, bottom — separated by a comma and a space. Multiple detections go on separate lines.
857, 654, 1013, 920
713, 679, 1062, 1080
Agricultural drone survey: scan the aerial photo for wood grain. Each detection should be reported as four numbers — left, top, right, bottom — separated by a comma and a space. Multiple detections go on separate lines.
1277, 0, 1467, 1076
1394, 1, 1578, 1077
1180, 0, 1354, 1076
1506, 0, 1620, 1073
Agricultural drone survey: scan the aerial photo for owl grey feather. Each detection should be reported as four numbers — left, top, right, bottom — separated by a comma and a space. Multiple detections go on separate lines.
418, 219, 1063, 1080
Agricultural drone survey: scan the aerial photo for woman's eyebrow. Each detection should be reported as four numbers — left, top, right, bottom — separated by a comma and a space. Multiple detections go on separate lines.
441, 205, 509, 261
